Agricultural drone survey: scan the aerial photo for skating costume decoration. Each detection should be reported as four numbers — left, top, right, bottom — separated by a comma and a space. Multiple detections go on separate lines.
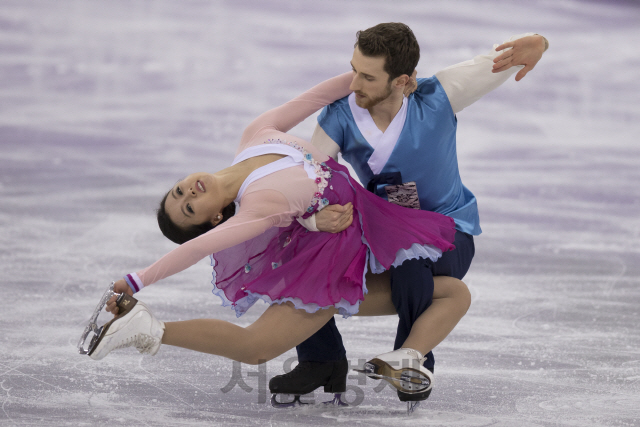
210, 140, 456, 318
318, 76, 482, 236
120, 73, 454, 319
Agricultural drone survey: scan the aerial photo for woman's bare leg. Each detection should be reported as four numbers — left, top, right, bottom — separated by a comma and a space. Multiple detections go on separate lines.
162, 302, 337, 365
356, 270, 396, 316
162, 271, 468, 364
357, 272, 471, 356
400, 276, 470, 355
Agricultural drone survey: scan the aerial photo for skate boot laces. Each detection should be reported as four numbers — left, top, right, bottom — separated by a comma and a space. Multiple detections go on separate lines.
111, 333, 159, 354
399, 348, 427, 365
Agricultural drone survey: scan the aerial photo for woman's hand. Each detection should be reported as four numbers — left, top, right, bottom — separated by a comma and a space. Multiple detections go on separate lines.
105, 279, 134, 315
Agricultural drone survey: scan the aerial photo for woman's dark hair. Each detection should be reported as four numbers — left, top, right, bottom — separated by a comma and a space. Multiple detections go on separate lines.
156, 191, 236, 244
355, 22, 420, 81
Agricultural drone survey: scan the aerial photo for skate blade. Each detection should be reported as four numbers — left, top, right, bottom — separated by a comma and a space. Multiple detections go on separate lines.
270, 394, 311, 408
270, 393, 348, 409
353, 359, 431, 394
407, 401, 421, 415
78, 284, 138, 356
78, 283, 114, 355
323, 393, 348, 407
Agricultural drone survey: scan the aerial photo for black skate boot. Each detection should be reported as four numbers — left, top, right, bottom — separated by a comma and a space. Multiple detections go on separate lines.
269, 359, 348, 408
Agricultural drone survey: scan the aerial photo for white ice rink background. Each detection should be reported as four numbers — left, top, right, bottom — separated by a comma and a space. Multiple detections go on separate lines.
0, 1, 639, 426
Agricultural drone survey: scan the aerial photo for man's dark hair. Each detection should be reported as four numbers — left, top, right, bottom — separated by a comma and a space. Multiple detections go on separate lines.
156, 191, 236, 244
355, 22, 420, 81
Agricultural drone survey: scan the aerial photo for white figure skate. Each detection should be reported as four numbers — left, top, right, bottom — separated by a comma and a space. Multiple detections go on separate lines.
354, 348, 433, 414
78, 283, 164, 360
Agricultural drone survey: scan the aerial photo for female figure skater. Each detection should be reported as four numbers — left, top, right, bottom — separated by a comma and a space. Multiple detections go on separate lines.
89, 72, 471, 400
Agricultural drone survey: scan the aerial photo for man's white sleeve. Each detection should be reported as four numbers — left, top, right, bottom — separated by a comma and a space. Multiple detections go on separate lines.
435, 33, 534, 114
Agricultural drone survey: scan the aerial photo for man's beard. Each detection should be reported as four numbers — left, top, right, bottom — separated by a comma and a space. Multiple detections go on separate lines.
354, 83, 392, 109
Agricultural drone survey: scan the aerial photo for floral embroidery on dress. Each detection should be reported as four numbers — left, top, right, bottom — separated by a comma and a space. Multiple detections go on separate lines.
264, 138, 332, 215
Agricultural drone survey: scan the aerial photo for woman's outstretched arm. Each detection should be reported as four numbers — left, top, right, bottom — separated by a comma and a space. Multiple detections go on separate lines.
237, 72, 353, 153
106, 190, 295, 311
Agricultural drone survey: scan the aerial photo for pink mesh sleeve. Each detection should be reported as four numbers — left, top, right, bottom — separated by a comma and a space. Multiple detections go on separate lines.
135, 189, 296, 288
237, 72, 353, 153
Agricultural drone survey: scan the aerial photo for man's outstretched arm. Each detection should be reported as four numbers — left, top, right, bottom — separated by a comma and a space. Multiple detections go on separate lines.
435, 33, 548, 114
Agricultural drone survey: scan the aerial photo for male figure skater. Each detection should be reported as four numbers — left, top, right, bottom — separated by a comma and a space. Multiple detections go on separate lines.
269, 23, 548, 406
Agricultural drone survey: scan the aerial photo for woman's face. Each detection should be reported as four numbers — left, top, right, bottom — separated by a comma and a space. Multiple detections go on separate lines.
164, 172, 223, 228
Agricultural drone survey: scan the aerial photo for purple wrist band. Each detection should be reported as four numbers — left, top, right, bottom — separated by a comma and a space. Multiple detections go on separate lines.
124, 274, 141, 294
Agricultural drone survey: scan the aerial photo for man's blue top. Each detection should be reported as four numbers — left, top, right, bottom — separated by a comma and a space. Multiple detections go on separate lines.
317, 76, 481, 235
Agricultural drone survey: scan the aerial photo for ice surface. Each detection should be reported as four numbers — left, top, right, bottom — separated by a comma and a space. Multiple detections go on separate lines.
1, 0, 639, 426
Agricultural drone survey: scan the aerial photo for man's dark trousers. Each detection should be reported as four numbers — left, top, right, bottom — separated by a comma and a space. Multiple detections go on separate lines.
295, 230, 475, 370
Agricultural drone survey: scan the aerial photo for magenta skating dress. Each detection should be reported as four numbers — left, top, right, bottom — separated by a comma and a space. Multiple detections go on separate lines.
124, 73, 456, 317
211, 140, 455, 317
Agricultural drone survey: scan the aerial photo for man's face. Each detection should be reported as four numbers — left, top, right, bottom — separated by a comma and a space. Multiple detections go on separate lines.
349, 46, 393, 109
